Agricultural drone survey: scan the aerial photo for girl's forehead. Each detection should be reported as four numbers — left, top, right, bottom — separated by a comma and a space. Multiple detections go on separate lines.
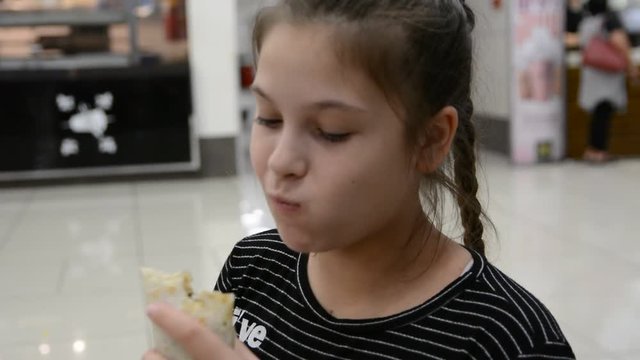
255, 22, 384, 104
260, 22, 338, 62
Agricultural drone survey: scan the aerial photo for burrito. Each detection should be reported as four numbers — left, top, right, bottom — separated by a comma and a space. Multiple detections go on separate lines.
141, 267, 235, 360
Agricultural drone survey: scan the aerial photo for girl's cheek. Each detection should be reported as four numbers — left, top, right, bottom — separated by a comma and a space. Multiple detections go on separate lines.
250, 132, 273, 174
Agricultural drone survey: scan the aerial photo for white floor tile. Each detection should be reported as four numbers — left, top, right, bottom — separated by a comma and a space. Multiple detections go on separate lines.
619, 352, 640, 360
541, 259, 640, 355
2, 205, 139, 259
30, 183, 133, 204
0, 253, 64, 298
0, 207, 24, 248
0, 332, 147, 360
0, 151, 637, 359
0, 293, 146, 348
562, 326, 618, 360
1, 183, 137, 262
58, 255, 143, 296
483, 207, 598, 301
0, 187, 33, 202
0, 188, 32, 247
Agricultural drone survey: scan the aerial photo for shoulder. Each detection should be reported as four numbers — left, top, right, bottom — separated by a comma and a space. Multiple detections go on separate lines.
478, 264, 565, 341
233, 228, 294, 256
226, 228, 299, 280
451, 259, 574, 358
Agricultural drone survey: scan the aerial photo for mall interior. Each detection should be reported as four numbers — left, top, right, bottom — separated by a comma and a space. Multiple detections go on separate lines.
0, 0, 638, 359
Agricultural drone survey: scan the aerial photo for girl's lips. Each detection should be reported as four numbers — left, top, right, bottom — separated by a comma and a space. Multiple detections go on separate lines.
269, 195, 301, 212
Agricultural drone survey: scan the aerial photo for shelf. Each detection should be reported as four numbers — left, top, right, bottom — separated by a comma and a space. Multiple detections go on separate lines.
0, 9, 128, 27
0, 53, 130, 70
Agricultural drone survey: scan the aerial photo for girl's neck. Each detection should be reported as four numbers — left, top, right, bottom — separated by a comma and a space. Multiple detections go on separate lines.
310, 214, 441, 285
306, 206, 472, 320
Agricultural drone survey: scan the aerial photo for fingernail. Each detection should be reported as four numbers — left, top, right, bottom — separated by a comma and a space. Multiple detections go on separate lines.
146, 303, 160, 318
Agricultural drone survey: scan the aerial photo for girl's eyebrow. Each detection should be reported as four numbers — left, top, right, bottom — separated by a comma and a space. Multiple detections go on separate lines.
251, 84, 368, 114
310, 99, 368, 114
250, 84, 273, 102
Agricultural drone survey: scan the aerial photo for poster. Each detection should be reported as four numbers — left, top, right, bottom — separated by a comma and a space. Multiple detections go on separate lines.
511, 0, 566, 164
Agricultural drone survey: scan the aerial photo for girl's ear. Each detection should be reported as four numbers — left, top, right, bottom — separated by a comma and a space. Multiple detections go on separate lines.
415, 106, 459, 174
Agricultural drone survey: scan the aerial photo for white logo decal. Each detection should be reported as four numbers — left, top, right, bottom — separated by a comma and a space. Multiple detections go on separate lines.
56, 94, 75, 112
60, 138, 79, 157
233, 307, 267, 349
57, 92, 118, 156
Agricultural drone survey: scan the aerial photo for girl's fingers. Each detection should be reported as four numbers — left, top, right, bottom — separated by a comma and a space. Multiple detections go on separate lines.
146, 302, 237, 360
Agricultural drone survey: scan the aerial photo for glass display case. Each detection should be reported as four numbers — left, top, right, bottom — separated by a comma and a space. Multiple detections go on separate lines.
0, 0, 197, 181
0, 0, 140, 69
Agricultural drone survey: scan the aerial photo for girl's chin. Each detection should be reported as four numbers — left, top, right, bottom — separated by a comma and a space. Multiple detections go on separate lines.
281, 235, 317, 254
278, 227, 328, 254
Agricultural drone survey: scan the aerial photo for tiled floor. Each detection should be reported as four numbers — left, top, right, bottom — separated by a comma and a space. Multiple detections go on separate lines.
0, 152, 639, 359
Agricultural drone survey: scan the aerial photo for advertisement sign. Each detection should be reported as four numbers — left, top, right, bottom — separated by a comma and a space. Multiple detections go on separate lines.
511, 0, 566, 164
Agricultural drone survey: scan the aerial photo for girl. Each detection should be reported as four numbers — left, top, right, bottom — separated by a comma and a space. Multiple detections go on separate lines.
145, 1, 575, 359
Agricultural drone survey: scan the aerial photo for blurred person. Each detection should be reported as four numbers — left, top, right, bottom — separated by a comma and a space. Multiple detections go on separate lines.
579, 0, 639, 163
143, 1, 575, 359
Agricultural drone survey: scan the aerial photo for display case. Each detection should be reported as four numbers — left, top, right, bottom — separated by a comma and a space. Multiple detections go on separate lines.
0, 0, 197, 181
0, 0, 140, 70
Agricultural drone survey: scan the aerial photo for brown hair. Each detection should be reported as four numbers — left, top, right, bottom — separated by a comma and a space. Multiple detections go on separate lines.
253, 0, 489, 255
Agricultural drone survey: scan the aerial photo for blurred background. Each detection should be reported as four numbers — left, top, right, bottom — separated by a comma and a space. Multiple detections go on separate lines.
0, 0, 638, 359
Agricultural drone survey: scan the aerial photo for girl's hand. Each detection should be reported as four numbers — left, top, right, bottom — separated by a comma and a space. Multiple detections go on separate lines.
143, 302, 256, 360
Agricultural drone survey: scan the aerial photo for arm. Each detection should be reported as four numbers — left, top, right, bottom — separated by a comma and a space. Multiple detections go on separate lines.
605, 13, 639, 80
610, 29, 631, 55
610, 30, 638, 77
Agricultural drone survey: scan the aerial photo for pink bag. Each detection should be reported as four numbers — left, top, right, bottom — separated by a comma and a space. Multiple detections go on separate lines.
583, 36, 628, 73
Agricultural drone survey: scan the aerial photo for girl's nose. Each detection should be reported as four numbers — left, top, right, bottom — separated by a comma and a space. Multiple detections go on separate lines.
267, 128, 308, 179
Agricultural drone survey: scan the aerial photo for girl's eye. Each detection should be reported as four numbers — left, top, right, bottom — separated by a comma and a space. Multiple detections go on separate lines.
255, 117, 282, 128
319, 130, 351, 143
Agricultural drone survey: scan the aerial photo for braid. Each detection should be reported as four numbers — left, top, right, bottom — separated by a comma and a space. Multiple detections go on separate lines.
453, 99, 485, 255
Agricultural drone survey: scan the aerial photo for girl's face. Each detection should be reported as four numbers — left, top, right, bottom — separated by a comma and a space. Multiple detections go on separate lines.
251, 22, 423, 253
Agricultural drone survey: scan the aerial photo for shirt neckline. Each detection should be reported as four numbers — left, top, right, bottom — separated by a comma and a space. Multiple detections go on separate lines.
296, 246, 485, 333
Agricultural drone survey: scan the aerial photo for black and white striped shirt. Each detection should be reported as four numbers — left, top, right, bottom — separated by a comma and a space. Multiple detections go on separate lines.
215, 229, 575, 359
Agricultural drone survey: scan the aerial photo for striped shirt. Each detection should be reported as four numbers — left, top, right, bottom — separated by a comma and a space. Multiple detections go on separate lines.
215, 229, 575, 359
